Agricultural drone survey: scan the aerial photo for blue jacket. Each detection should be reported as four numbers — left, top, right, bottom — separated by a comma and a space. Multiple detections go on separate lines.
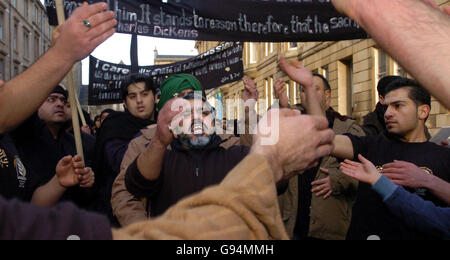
373, 176, 450, 239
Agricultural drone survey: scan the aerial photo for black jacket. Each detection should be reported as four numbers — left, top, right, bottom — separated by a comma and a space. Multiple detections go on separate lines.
10, 114, 96, 209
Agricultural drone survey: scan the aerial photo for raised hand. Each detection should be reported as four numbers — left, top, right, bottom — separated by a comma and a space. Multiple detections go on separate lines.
242, 76, 258, 103
279, 55, 313, 89
52, 2, 117, 63
252, 109, 334, 182
156, 97, 189, 146
274, 79, 290, 108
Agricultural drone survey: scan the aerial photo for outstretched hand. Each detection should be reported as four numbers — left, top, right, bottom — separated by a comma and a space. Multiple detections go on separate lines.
340, 154, 381, 185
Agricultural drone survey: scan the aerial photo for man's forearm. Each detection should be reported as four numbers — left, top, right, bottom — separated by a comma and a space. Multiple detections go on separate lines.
331, 135, 354, 160
425, 175, 450, 205
31, 175, 67, 207
347, 0, 450, 108
0, 48, 75, 134
304, 87, 325, 117
136, 137, 167, 181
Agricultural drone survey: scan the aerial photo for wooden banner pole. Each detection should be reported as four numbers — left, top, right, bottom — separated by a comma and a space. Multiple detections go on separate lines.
55, 0, 84, 162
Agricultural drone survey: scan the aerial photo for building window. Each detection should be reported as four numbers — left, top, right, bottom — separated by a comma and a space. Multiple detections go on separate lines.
264, 43, 274, 57
13, 64, 19, 77
34, 5, 39, 24
373, 48, 393, 103
13, 22, 18, 51
12, 0, 17, 9
24, 30, 30, 58
249, 43, 257, 64
290, 42, 298, 49
265, 79, 270, 109
269, 77, 274, 106
0, 11, 3, 40
338, 58, 354, 117
377, 49, 389, 79
0, 56, 4, 78
34, 35, 40, 60
23, 0, 28, 17
393, 61, 408, 78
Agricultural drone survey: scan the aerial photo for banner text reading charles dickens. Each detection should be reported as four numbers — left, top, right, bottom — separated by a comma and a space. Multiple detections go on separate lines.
45, 0, 367, 42
89, 42, 243, 105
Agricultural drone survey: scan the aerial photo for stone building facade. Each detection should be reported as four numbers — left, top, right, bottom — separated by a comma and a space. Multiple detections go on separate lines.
0, 0, 52, 81
196, 0, 449, 136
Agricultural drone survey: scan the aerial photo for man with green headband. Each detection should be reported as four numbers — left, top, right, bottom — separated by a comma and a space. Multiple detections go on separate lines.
111, 74, 253, 225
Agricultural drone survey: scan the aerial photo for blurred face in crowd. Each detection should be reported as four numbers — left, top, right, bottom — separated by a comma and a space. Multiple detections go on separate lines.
100, 112, 110, 124
38, 93, 68, 125
124, 82, 155, 120
95, 117, 101, 129
384, 87, 429, 137
176, 98, 215, 149
300, 76, 331, 112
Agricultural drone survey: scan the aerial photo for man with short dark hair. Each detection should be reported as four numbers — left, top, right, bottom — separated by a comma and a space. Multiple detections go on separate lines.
94, 74, 158, 221
10, 86, 96, 209
329, 77, 450, 240
362, 76, 400, 136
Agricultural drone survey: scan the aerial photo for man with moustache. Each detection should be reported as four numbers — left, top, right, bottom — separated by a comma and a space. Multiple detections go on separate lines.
123, 86, 250, 217
10, 86, 96, 209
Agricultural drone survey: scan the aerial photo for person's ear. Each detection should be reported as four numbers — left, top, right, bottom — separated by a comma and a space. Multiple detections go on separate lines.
325, 90, 331, 107
418, 104, 431, 121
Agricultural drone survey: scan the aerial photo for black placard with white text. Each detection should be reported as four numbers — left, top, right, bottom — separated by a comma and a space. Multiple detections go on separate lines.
89, 42, 243, 105
45, 0, 367, 42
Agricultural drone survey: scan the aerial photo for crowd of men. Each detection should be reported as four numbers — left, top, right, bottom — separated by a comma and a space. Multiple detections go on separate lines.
0, 0, 449, 240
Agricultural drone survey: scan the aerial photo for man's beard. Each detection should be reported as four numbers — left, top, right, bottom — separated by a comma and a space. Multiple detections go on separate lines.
178, 120, 213, 149
179, 134, 213, 149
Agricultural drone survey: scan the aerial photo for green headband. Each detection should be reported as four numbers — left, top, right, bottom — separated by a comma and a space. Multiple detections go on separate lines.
157, 74, 203, 111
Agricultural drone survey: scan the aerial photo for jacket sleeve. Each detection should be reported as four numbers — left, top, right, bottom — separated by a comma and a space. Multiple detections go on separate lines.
373, 176, 450, 239
104, 139, 130, 174
112, 154, 289, 240
329, 121, 365, 194
111, 136, 149, 227
0, 196, 112, 240
125, 159, 163, 199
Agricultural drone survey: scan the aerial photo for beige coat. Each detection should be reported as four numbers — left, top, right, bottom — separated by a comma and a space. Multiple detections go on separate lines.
278, 117, 365, 240
112, 154, 289, 240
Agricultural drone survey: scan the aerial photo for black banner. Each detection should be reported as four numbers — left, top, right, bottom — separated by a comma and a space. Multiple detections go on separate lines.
89, 42, 243, 105
45, 0, 367, 42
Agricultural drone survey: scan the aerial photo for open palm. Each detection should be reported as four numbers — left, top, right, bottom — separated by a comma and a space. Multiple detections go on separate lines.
340, 154, 381, 185
279, 55, 313, 89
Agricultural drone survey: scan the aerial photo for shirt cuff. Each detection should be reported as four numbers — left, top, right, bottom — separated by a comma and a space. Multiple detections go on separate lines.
372, 175, 398, 201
